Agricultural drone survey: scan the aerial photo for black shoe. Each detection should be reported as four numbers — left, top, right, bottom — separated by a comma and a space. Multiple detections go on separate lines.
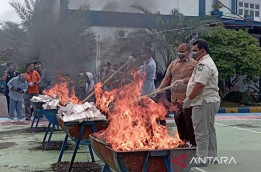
25, 117, 31, 121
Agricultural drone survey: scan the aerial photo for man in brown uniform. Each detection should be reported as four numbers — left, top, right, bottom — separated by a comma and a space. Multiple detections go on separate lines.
158, 43, 198, 146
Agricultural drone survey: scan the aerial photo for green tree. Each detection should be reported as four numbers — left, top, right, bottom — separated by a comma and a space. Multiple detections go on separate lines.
10, 0, 96, 76
0, 22, 28, 70
202, 27, 261, 98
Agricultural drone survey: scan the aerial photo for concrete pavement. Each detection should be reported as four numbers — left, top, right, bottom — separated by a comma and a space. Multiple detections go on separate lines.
0, 94, 8, 117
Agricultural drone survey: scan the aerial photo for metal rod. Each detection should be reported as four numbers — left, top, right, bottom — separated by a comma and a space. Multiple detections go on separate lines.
34, 111, 41, 132
58, 134, 69, 162
43, 122, 51, 143
83, 56, 135, 103
68, 123, 86, 172
45, 123, 56, 150
133, 85, 174, 102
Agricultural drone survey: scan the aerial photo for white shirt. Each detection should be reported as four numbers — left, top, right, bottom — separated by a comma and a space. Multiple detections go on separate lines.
86, 72, 94, 92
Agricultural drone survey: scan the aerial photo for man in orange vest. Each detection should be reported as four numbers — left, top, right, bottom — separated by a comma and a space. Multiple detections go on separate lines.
24, 63, 41, 120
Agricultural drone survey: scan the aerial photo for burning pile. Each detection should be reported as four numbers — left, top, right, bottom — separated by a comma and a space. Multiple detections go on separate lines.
31, 95, 54, 103
43, 75, 80, 106
31, 75, 105, 122
94, 75, 180, 151
57, 102, 105, 122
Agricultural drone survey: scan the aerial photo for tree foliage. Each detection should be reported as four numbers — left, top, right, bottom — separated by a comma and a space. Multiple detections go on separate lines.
202, 27, 261, 97
7, 0, 96, 76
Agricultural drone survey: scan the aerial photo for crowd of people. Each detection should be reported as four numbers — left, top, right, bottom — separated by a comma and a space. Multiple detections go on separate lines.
2, 39, 219, 166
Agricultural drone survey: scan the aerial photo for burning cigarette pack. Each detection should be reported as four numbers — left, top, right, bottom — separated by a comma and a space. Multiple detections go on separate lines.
31, 95, 54, 103
59, 102, 106, 122
42, 99, 60, 110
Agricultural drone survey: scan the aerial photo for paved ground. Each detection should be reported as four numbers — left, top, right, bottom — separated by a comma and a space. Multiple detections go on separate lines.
1, 94, 261, 172
0, 94, 8, 118
1, 115, 261, 172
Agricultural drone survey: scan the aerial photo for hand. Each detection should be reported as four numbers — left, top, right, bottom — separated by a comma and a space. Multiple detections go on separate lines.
171, 80, 185, 91
129, 56, 135, 62
29, 82, 34, 86
12, 87, 17, 91
183, 97, 192, 109
19, 90, 24, 93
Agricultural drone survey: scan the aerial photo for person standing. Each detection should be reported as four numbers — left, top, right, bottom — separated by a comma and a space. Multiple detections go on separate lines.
7, 75, 28, 122
24, 63, 41, 120
86, 69, 94, 93
158, 43, 198, 146
2, 62, 19, 114
183, 39, 220, 165
34, 62, 51, 93
100, 61, 119, 91
139, 46, 156, 95
75, 65, 91, 100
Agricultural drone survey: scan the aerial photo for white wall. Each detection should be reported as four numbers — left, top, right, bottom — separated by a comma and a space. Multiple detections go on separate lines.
68, 0, 261, 21
68, 0, 199, 16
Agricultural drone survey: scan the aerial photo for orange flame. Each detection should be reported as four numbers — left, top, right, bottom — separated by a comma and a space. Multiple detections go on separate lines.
43, 75, 81, 105
94, 72, 180, 151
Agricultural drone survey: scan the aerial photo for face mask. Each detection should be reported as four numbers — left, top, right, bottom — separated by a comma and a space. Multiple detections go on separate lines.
9, 67, 14, 72
79, 73, 84, 76
35, 65, 41, 70
191, 52, 198, 60
103, 67, 108, 71
141, 55, 146, 59
178, 53, 186, 60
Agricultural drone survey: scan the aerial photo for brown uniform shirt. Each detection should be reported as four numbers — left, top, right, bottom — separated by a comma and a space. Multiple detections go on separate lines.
165, 57, 198, 102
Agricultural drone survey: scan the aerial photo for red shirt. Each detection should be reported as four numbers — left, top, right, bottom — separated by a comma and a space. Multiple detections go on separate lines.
24, 70, 41, 93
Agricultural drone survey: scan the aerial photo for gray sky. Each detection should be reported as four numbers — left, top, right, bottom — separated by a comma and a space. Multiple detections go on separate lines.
0, 0, 21, 23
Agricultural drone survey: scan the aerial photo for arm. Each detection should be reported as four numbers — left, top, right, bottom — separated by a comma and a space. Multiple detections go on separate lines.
158, 76, 171, 89
23, 81, 28, 93
7, 78, 15, 90
157, 62, 173, 89
188, 82, 205, 100
36, 72, 41, 85
183, 78, 190, 84
3, 69, 9, 80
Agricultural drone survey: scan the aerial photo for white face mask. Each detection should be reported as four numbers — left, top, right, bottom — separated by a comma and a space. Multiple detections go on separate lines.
79, 73, 84, 76
103, 67, 108, 71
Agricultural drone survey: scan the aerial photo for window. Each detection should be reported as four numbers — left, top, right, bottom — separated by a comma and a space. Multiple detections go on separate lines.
244, 9, 249, 15
239, 9, 243, 15
250, 10, 254, 16
238, 1, 260, 18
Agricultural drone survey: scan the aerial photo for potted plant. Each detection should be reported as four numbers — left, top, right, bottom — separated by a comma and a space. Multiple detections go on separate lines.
211, 2, 223, 17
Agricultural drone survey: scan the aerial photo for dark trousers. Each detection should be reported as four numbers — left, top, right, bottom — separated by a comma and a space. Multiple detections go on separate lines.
24, 93, 39, 118
5, 95, 10, 113
174, 107, 196, 146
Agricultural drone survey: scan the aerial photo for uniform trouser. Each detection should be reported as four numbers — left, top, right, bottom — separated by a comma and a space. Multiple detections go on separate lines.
9, 98, 22, 119
192, 100, 220, 158
5, 95, 10, 113
24, 93, 39, 118
174, 107, 196, 146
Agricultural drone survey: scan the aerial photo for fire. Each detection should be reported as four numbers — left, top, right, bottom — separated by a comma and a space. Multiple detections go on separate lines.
94, 72, 180, 151
43, 75, 81, 105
